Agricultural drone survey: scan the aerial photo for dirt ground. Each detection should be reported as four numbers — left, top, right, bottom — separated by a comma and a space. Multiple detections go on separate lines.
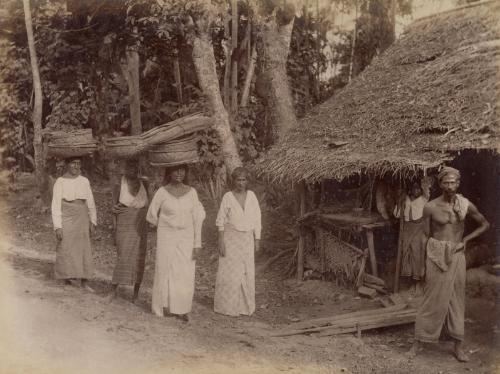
1, 174, 499, 374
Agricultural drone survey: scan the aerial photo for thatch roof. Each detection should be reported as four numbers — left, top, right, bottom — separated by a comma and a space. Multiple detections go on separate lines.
256, 0, 500, 184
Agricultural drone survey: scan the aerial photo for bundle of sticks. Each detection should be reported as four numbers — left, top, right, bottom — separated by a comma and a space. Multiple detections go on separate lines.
271, 304, 416, 337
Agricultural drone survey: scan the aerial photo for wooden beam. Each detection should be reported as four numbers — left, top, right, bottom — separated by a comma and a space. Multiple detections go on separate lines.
366, 228, 378, 277
275, 304, 408, 332
394, 190, 406, 292
297, 181, 307, 281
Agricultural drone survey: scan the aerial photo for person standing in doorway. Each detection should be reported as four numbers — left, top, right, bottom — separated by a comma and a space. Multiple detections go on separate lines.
394, 181, 429, 293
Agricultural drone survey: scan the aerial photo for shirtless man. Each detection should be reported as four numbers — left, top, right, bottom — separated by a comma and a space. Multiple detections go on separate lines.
408, 167, 489, 362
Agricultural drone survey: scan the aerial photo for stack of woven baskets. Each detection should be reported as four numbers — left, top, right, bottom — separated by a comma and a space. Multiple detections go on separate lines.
46, 129, 98, 158
148, 133, 199, 167
104, 113, 208, 166
44, 113, 209, 165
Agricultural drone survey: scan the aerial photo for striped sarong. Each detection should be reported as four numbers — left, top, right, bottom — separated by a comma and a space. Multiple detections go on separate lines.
214, 228, 255, 316
401, 219, 425, 280
55, 200, 93, 279
112, 206, 147, 285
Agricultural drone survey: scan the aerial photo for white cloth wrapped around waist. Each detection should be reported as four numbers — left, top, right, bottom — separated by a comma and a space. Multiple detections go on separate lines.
426, 237, 459, 272
118, 176, 148, 209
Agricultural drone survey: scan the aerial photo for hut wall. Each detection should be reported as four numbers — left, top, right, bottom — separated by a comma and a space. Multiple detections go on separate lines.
449, 150, 499, 264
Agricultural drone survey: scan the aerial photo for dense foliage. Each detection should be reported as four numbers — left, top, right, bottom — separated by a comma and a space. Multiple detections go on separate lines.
0, 0, 432, 175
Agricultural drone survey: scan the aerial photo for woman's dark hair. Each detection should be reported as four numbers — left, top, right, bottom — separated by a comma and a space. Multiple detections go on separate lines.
64, 156, 81, 164
231, 166, 250, 189
163, 164, 189, 185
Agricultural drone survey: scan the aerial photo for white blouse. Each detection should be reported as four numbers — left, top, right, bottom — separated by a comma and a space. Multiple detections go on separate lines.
216, 190, 261, 240
118, 176, 148, 208
51, 175, 97, 229
146, 187, 206, 248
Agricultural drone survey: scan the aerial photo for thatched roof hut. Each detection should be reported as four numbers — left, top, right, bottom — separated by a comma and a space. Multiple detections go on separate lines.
257, 0, 500, 184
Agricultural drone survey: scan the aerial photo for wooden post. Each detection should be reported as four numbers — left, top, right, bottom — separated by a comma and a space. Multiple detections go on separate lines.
317, 227, 326, 278
394, 189, 406, 293
366, 228, 378, 277
297, 181, 307, 281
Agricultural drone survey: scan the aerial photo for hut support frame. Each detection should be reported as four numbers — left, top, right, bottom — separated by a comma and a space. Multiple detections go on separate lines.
297, 181, 307, 281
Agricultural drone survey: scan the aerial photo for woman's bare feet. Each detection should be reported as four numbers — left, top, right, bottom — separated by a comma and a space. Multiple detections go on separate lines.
406, 341, 421, 359
175, 314, 189, 323
454, 341, 470, 362
81, 279, 95, 293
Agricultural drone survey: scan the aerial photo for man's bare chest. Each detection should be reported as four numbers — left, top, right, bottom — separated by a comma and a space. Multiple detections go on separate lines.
431, 205, 461, 225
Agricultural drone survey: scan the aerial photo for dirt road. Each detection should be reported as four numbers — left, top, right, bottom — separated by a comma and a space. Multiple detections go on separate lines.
1, 176, 499, 373
2, 242, 498, 374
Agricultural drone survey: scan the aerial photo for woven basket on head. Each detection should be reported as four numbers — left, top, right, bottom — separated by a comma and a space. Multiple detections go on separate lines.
47, 129, 93, 144
47, 142, 98, 158
104, 135, 146, 159
148, 134, 199, 167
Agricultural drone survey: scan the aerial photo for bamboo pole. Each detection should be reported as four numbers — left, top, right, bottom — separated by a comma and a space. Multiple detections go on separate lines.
394, 181, 406, 292
297, 181, 307, 281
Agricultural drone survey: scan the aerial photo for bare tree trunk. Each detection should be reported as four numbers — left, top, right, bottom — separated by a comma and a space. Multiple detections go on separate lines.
191, 27, 242, 173
23, 0, 46, 199
389, 0, 397, 45
223, 14, 232, 110
173, 53, 183, 106
230, 0, 238, 116
122, 27, 142, 135
348, 1, 358, 83
240, 43, 257, 108
261, 16, 297, 141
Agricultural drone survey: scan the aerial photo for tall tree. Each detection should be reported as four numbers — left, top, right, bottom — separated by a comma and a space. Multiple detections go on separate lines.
22, 0, 44, 195
188, 5, 242, 173
256, 1, 298, 142
230, 0, 239, 115
122, 26, 142, 135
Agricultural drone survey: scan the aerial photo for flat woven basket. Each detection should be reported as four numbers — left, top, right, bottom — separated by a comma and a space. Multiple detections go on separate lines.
47, 142, 98, 158
148, 134, 199, 167
104, 135, 146, 159
47, 129, 93, 144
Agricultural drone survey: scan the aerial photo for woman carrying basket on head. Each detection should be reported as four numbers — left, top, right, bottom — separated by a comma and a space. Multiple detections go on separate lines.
214, 167, 261, 316
108, 160, 149, 303
51, 156, 96, 291
146, 164, 205, 322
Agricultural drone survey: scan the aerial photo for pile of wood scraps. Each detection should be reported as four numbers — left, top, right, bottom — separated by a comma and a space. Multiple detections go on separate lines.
271, 303, 416, 338
358, 273, 388, 298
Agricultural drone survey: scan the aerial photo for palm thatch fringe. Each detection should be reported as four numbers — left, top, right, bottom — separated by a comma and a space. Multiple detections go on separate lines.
256, 1, 499, 184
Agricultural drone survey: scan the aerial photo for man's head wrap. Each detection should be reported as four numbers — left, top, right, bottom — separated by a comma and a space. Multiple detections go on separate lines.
438, 166, 460, 181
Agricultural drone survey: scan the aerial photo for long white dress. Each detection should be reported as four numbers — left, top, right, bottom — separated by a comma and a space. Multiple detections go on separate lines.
146, 186, 205, 316
214, 190, 261, 316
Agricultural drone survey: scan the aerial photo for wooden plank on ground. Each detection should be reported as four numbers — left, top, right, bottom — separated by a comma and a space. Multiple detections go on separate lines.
272, 309, 416, 337
317, 313, 416, 337
271, 304, 409, 336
